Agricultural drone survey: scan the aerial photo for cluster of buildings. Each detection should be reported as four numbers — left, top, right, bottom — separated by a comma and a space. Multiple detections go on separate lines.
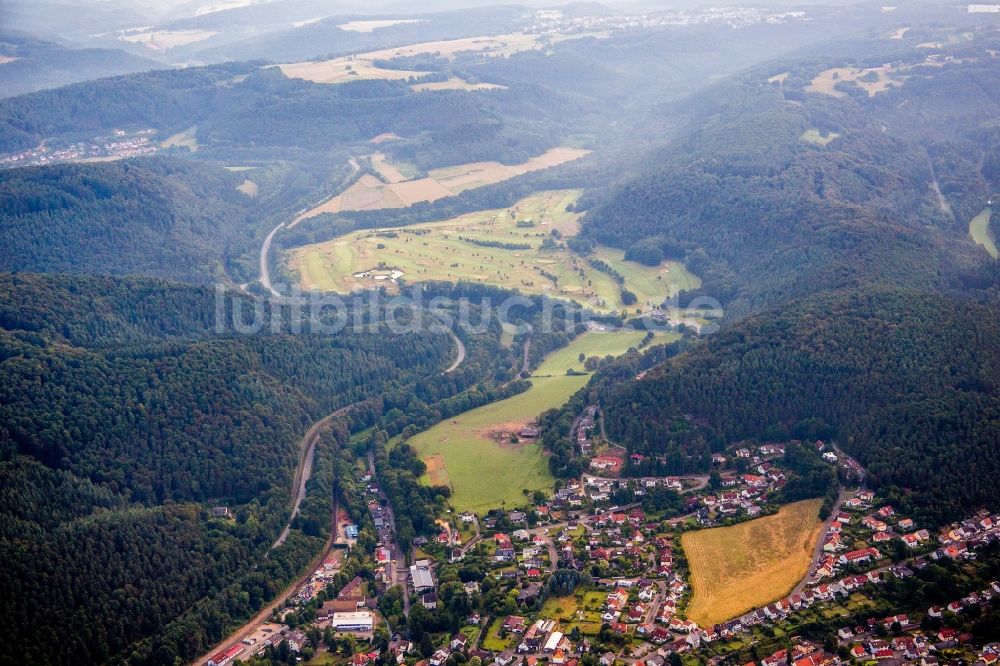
525, 5, 807, 37
831, 580, 1000, 664
0, 129, 158, 168
581, 474, 683, 504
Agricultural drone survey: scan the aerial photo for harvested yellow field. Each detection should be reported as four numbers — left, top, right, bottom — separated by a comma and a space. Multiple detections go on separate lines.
161, 126, 198, 151
337, 19, 424, 32
767, 72, 789, 84
277, 59, 425, 85
278, 33, 588, 85
806, 66, 907, 98
886, 27, 910, 39
370, 153, 408, 183
682, 499, 824, 626
412, 76, 507, 92
291, 147, 589, 224
0, 56, 19, 65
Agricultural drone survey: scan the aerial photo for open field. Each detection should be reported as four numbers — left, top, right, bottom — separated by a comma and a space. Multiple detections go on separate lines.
970, 208, 998, 258
277, 32, 607, 85
196, 0, 253, 16
337, 19, 425, 32
236, 179, 259, 197
290, 148, 588, 223
370, 153, 408, 183
412, 76, 508, 92
806, 66, 907, 98
800, 129, 840, 146
682, 499, 825, 626
120, 29, 217, 51
161, 126, 199, 151
407, 330, 644, 512
536, 329, 656, 375
886, 26, 910, 39
278, 59, 425, 85
0, 56, 19, 65
289, 189, 698, 312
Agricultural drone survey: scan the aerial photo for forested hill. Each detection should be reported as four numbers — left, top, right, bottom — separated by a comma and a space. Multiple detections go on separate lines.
0, 33, 161, 98
0, 158, 253, 284
597, 289, 1000, 525
0, 274, 460, 664
580, 43, 1000, 316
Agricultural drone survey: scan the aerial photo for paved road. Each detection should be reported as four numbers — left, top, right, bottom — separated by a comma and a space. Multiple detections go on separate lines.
258, 158, 360, 297
790, 486, 849, 597
792, 443, 866, 597
273, 407, 351, 548
443, 329, 466, 373
368, 451, 410, 617
259, 221, 285, 297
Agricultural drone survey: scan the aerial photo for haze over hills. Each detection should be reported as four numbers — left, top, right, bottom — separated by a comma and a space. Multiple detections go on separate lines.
2, 1, 1000, 664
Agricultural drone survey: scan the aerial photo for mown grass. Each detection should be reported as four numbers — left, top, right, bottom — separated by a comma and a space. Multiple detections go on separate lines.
407, 330, 645, 512
290, 190, 699, 312
682, 499, 825, 626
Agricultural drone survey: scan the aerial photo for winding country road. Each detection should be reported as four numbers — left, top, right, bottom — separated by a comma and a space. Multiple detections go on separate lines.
259, 221, 285, 297
443, 329, 466, 373
258, 158, 360, 297
272, 407, 349, 548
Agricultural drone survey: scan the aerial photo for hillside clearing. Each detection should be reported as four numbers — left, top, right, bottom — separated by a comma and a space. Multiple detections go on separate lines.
120, 29, 217, 51
337, 19, 425, 32
970, 208, 998, 259
800, 129, 840, 146
277, 33, 594, 85
682, 499, 825, 626
806, 66, 907, 98
290, 148, 588, 223
161, 126, 198, 151
412, 77, 508, 92
236, 179, 258, 197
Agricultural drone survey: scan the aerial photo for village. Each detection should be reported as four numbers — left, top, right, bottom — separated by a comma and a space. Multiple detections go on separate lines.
204, 418, 1000, 666
0, 128, 159, 167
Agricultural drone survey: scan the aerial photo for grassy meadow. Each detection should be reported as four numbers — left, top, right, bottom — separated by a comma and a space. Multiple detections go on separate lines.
407, 329, 651, 512
682, 499, 825, 626
289, 189, 699, 312
800, 129, 840, 146
970, 208, 998, 259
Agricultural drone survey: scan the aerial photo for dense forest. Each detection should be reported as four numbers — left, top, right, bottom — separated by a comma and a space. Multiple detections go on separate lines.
0, 273, 474, 665
0, 158, 256, 283
2, 7, 1000, 663
579, 39, 1000, 315
0, 33, 160, 98
594, 289, 1000, 525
